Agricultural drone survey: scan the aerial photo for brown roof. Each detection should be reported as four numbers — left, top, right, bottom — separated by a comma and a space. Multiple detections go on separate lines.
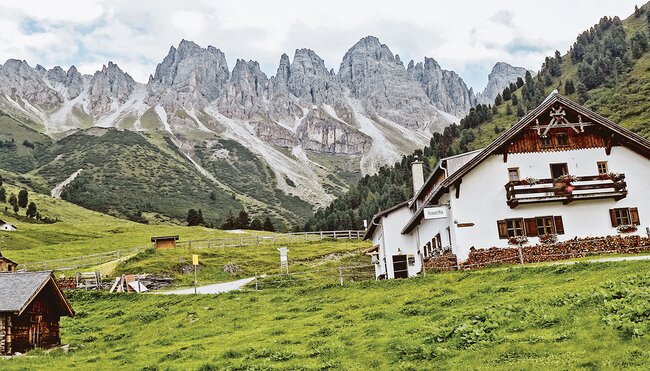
402, 92, 650, 234
150, 235, 179, 242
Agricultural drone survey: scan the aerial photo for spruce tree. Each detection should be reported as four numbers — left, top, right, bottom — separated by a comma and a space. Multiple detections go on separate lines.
26, 202, 37, 218
250, 218, 263, 230
502, 86, 512, 101
18, 189, 28, 209
0, 187, 5, 203
221, 211, 236, 229
237, 209, 251, 229
494, 93, 502, 106
196, 209, 205, 226
263, 217, 275, 232
511, 94, 519, 106
564, 79, 575, 95
186, 209, 198, 226
516, 105, 526, 117
0, 174, 3, 186
576, 82, 589, 104
9, 194, 18, 214
506, 104, 513, 115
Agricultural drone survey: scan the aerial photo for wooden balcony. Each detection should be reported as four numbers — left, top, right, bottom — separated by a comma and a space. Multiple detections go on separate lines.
505, 174, 627, 208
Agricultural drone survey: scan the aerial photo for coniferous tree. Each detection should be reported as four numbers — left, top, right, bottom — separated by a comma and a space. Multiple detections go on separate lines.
263, 217, 275, 232
221, 210, 236, 229
9, 194, 18, 214
0, 174, 3, 186
26, 202, 37, 218
516, 77, 524, 88
237, 209, 251, 229
196, 209, 205, 226
511, 94, 519, 106
505, 104, 513, 115
564, 79, 576, 95
186, 209, 198, 226
494, 93, 502, 106
18, 189, 28, 209
576, 82, 589, 104
250, 218, 263, 230
516, 105, 526, 117
502, 86, 512, 101
0, 187, 5, 203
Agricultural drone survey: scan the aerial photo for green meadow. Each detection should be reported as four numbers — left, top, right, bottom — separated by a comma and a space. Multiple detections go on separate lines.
2, 260, 649, 370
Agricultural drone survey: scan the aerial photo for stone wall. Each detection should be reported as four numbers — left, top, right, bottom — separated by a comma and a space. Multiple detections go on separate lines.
0, 314, 8, 354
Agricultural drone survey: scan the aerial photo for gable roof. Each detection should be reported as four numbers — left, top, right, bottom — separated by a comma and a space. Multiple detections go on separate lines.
151, 235, 179, 242
0, 271, 75, 316
402, 92, 650, 234
362, 200, 411, 240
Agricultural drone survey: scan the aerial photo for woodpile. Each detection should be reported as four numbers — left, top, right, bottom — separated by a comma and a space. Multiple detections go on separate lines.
425, 252, 458, 271
462, 235, 649, 269
56, 277, 77, 290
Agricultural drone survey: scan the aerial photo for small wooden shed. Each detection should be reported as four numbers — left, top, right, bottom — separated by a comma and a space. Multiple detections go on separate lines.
0, 271, 75, 354
0, 251, 18, 273
151, 235, 179, 249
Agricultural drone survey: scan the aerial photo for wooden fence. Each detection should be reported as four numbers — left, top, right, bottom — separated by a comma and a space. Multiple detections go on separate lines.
175, 230, 365, 249
18, 230, 365, 272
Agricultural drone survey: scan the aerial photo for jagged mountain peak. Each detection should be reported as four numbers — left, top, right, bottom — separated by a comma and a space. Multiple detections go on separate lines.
476, 61, 530, 105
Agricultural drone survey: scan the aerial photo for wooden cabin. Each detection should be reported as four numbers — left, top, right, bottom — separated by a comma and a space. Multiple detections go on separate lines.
0, 252, 18, 273
0, 271, 75, 354
151, 235, 179, 249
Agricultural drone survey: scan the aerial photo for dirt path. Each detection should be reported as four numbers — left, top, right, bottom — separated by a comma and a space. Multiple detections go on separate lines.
157, 277, 255, 295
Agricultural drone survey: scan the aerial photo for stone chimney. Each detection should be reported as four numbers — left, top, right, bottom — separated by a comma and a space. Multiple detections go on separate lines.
411, 156, 425, 196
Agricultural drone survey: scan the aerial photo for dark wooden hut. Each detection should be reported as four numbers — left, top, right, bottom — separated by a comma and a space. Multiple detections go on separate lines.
0, 271, 75, 354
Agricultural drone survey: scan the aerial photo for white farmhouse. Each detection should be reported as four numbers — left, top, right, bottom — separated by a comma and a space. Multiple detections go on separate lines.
364, 92, 650, 278
0, 220, 17, 232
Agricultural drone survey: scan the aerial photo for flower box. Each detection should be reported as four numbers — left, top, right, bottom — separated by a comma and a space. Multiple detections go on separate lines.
539, 234, 558, 244
617, 224, 637, 233
508, 236, 528, 245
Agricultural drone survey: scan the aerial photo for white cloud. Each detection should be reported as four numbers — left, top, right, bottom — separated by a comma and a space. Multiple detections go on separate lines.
0, 0, 642, 91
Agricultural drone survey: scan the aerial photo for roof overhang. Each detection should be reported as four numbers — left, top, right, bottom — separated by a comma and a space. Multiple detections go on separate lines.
362, 200, 411, 240
151, 235, 180, 242
16, 273, 75, 317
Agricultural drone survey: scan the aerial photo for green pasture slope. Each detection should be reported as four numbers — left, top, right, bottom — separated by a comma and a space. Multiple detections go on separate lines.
2, 260, 650, 370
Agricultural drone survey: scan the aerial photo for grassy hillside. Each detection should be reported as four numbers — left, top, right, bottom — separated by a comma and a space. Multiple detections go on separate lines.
115, 239, 370, 286
0, 183, 276, 264
2, 260, 649, 369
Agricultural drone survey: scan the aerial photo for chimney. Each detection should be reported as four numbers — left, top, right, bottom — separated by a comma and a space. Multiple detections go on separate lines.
411, 156, 425, 196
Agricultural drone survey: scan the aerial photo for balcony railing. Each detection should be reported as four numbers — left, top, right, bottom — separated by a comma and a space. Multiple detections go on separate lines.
505, 174, 627, 208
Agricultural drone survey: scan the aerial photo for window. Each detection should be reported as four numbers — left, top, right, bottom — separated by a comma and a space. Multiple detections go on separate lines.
610, 208, 640, 227
597, 161, 608, 175
506, 218, 524, 237
536, 216, 555, 235
540, 136, 552, 147
556, 132, 569, 146
498, 216, 564, 239
614, 208, 630, 225
508, 168, 520, 182
550, 163, 568, 179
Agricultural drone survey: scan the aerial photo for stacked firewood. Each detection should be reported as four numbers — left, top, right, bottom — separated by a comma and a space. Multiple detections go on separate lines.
462, 235, 649, 269
425, 252, 459, 271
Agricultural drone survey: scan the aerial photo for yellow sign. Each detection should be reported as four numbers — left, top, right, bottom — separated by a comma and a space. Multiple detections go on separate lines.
192, 254, 199, 265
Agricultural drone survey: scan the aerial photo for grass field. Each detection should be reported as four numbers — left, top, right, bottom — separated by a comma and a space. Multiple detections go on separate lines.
0, 183, 276, 264
2, 260, 650, 370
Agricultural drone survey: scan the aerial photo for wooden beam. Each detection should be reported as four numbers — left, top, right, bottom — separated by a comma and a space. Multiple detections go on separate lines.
455, 179, 462, 199
605, 134, 614, 155
503, 145, 509, 163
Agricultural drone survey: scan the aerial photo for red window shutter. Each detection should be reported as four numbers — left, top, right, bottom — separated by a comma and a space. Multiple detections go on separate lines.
554, 216, 565, 235
630, 207, 640, 226
609, 209, 617, 227
497, 220, 508, 239
524, 218, 538, 236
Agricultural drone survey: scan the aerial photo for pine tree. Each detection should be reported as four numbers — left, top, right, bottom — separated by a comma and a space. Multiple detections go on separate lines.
26, 202, 37, 218
564, 79, 576, 95
250, 218, 263, 230
576, 82, 589, 104
237, 209, 251, 229
186, 209, 198, 226
516, 105, 526, 117
516, 77, 524, 88
221, 210, 236, 229
502, 86, 512, 101
263, 217, 275, 232
18, 189, 28, 209
505, 104, 513, 115
196, 209, 205, 226
494, 93, 502, 106
511, 94, 519, 106
9, 194, 18, 214
0, 187, 5, 203
0, 174, 3, 186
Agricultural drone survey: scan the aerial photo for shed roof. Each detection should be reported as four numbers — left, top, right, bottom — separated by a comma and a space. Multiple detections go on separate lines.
151, 235, 179, 242
0, 271, 74, 316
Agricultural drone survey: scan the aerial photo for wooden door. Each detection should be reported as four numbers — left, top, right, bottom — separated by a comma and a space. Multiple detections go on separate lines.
392, 255, 408, 279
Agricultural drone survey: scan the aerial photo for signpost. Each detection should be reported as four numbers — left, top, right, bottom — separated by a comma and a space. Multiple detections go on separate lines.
278, 247, 289, 274
423, 206, 447, 220
192, 254, 199, 294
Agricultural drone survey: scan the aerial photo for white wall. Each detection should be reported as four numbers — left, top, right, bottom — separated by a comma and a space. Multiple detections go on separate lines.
370, 206, 419, 279
450, 146, 649, 260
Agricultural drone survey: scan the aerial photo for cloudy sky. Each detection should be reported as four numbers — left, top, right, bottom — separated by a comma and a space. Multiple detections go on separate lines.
0, 0, 642, 91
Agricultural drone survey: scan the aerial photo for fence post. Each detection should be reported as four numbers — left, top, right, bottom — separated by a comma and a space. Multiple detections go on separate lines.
255, 272, 259, 291
348, 230, 352, 239
339, 267, 343, 286
334, 231, 337, 239
257, 236, 260, 245
304, 232, 308, 241
518, 243, 525, 265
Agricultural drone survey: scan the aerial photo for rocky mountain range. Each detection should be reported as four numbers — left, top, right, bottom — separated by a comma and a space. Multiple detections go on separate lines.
0, 36, 527, 214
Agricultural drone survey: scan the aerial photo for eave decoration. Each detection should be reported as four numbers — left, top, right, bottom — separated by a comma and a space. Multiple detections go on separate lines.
535, 105, 592, 137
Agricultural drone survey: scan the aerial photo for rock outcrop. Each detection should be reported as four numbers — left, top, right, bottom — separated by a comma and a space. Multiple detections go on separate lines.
476, 62, 530, 105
